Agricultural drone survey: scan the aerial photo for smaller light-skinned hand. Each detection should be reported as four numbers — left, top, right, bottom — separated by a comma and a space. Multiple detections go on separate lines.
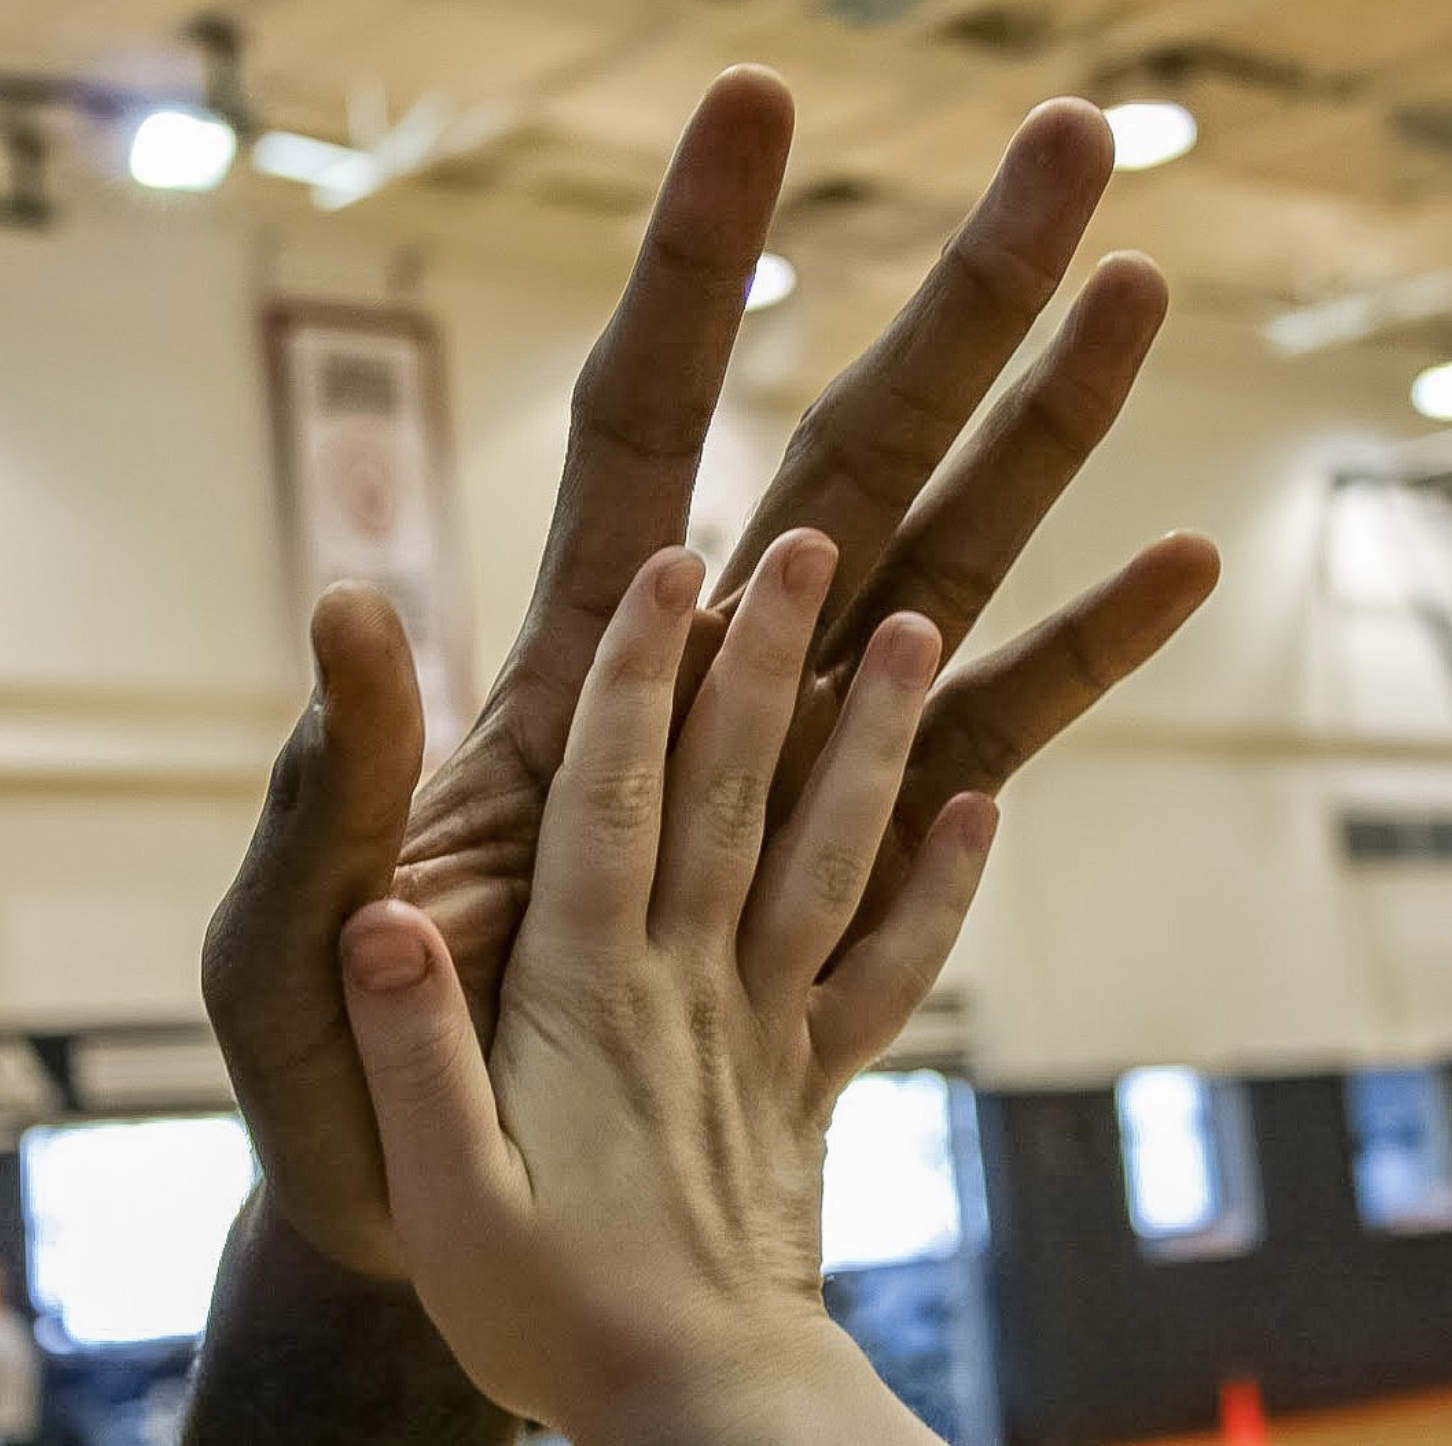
338, 529, 997, 1444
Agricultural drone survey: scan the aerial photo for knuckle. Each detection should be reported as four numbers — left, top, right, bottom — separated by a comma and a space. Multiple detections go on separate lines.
592, 972, 669, 1063
794, 415, 918, 519
570, 335, 713, 463
1021, 376, 1102, 469
686, 988, 726, 1050
580, 767, 662, 840
677, 980, 732, 1084
568, 344, 605, 423
742, 630, 808, 684
371, 1015, 468, 1111
700, 770, 769, 850
793, 369, 957, 502
942, 231, 1058, 330
199, 900, 248, 1025
600, 640, 679, 689
265, 703, 325, 815
199, 960, 234, 1029
905, 555, 999, 634
806, 843, 871, 911
963, 716, 1029, 786
1059, 615, 1116, 695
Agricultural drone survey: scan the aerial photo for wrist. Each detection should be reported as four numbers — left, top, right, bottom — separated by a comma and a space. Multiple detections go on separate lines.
228, 1183, 402, 1295
568, 1307, 942, 1446
256, 1160, 408, 1280
185, 1184, 519, 1446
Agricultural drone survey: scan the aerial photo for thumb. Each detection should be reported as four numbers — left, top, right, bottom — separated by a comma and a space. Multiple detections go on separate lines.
205, 582, 424, 1018
202, 582, 424, 1269
340, 901, 508, 1233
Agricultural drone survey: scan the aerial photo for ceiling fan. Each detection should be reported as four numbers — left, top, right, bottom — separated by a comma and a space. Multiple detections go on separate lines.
0, 10, 521, 220
189, 12, 523, 210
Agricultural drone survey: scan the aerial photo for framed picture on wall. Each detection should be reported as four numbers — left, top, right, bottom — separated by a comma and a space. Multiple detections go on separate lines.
261, 300, 475, 767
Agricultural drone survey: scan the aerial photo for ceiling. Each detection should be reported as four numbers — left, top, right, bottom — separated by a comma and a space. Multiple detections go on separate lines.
5, 0, 1452, 364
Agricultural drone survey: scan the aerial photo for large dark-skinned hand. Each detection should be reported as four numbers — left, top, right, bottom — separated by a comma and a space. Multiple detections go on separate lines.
202, 66, 1218, 1279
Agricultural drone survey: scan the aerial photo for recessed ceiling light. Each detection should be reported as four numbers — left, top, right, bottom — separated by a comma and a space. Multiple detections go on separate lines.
129, 108, 237, 192
1104, 101, 1198, 172
1411, 362, 1452, 421
745, 252, 797, 313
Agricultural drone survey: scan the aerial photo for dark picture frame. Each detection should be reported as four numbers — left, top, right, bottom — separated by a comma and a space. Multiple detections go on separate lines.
260, 299, 475, 765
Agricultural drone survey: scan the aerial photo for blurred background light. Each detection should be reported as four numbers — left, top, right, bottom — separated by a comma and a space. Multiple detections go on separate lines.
128, 108, 237, 191
252, 130, 359, 185
745, 251, 797, 313
1105, 101, 1198, 171
822, 1072, 962, 1272
1411, 362, 1452, 420
1116, 1066, 1218, 1237
22, 1114, 257, 1346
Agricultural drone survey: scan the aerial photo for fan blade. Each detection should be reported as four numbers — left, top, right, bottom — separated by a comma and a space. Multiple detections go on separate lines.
377, 92, 451, 176
347, 77, 390, 154
431, 100, 517, 161
253, 130, 364, 185
311, 151, 384, 210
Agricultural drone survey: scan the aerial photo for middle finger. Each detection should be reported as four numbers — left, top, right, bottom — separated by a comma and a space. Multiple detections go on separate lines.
711, 98, 1116, 631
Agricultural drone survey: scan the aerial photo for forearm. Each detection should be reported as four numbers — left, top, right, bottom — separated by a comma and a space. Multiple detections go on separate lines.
571, 1314, 948, 1446
183, 1186, 519, 1446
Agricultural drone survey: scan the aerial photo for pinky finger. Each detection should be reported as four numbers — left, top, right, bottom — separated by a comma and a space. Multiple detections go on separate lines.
807, 794, 999, 1092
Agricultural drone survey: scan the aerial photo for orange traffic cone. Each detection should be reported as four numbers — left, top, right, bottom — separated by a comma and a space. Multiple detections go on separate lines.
1220, 1378, 1268, 1446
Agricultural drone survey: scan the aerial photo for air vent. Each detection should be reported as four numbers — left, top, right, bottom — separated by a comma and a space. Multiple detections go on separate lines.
934, 4, 1052, 58
1393, 103, 1452, 158
827, 0, 923, 25
422, 125, 660, 221
790, 175, 878, 210
1334, 466, 1452, 499
1342, 814, 1452, 863
1094, 42, 1356, 103
776, 175, 965, 261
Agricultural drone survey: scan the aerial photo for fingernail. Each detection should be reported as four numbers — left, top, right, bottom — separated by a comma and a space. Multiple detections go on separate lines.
343, 926, 430, 993
782, 538, 837, 602
655, 555, 705, 614
887, 618, 940, 687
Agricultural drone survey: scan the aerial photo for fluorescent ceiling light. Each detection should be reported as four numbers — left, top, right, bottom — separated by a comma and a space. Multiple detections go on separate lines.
1105, 101, 1198, 172
253, 130, 379, 209
253, 130, 362, 185
745, 252, 797, 312
1412, 363, 1452, 421
1263, 271, 1452, 357
1262, 294, 1379, 356
129, 108, 237, 191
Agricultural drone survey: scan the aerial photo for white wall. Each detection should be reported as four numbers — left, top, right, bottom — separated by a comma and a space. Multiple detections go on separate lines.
0, 199, 614, 1047
950, 318, 1452, 1085
0, 192, 1448, 1095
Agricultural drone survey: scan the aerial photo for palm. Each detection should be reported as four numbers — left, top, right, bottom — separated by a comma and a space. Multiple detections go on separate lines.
393, 685, 551, 1041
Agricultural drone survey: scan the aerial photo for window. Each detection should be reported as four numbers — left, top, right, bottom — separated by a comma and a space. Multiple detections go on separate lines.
1116, 1067, 1262, 1260
820, 1073, 1001, 1445
21, 1113, 257, 1346
822, 1071, 980, 1273
1346, 1066, 1452, 1233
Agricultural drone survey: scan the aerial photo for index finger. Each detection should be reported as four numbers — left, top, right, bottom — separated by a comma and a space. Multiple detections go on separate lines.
530, 548, 705, 947
521, 66, 794, 698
